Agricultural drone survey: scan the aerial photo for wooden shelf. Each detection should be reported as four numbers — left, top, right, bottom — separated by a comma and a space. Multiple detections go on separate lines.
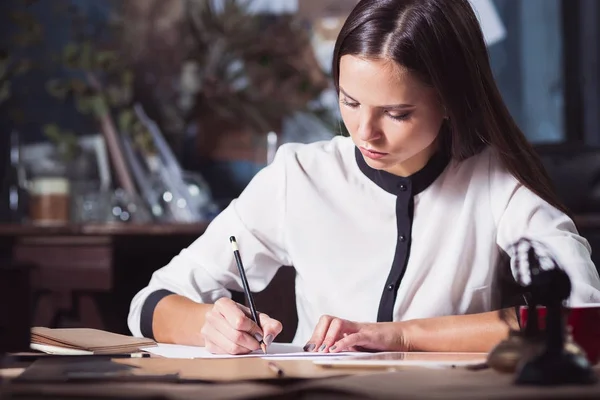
0, 213, 598, 237
0, 221, 210, 236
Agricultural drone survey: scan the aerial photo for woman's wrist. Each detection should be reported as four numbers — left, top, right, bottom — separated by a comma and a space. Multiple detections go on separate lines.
153, 294, 212, 345
390, 320, 421, 352
389, 310, 512, 353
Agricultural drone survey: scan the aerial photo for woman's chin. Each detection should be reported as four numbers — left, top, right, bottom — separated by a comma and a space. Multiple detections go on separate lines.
363, 155, 391, 170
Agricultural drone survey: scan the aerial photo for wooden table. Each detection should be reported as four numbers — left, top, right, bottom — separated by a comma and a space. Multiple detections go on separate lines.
1, 356, 599, 399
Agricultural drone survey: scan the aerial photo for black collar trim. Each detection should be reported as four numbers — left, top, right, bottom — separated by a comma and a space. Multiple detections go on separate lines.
355, 147, 450, 195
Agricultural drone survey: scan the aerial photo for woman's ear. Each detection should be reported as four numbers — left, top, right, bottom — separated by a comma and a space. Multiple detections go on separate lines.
440, 102, 449, 119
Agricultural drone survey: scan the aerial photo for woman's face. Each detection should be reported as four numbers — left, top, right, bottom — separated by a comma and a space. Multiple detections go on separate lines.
338, 55, 446, 176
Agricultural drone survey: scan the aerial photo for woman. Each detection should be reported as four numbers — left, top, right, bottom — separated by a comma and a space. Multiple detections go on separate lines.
128, 0, 600, 355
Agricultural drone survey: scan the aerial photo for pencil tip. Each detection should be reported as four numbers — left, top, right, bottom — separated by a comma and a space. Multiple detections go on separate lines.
261, 343, 267, 354
229, 236, 236, 242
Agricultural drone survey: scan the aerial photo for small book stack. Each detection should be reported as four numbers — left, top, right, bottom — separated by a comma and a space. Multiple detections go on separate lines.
30, 327, 156, 355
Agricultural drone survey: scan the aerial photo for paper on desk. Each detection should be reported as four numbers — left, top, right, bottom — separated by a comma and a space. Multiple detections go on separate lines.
141, 342, 360, 360
312, 351, 489, 369
30, 343, 94, 355
313, 358, 485, 369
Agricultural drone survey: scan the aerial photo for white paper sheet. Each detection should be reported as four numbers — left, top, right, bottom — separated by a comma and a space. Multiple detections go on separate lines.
313, 352, 488, 369
312, 359, 486, 369
141, 342, 360, 360
31, 343, 93, 356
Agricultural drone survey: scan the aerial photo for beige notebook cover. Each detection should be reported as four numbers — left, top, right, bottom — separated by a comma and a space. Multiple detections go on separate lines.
31, 327, 156, 354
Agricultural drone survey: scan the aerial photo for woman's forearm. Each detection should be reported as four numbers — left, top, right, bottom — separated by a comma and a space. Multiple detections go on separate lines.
402, 308, 519, 352
152, 294, 213, 346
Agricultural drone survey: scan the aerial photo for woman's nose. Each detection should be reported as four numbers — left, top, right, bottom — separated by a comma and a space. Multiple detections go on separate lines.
356, 111, 381, 142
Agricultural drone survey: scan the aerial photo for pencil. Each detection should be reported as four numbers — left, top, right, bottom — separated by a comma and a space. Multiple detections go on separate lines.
230, 236, 267, 354
268, 361, 285, 378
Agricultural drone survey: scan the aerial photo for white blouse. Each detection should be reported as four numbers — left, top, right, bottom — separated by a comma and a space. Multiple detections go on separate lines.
128, 135, 600, 344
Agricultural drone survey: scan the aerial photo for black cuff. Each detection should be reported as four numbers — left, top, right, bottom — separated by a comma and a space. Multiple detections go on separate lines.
140, 289, 175, 339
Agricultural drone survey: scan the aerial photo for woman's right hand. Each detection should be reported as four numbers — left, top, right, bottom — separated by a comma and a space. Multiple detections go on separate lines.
201, 297, 283, 354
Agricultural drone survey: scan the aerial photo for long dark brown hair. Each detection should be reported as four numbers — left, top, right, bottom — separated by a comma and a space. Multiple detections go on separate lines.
332, 0, 569, 216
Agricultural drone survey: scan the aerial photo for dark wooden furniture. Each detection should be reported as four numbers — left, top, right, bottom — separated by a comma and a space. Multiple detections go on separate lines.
0, 223, 209, 335
0, 222, 299, 342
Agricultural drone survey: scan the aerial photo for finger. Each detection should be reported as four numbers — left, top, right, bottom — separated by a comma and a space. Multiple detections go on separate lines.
214, 298, 264, 339
322, 318, 354, 352
201, 323, 253, 355
203, 337, 228, 355
234, 303, 277, 343
329, 332, 369, 353
337, 333, 359, 351
258, 312, 283, 346
201, 323, 230, 354
224, 301, 281, 345
206, 308, 261, 352
304, 315, 334, 352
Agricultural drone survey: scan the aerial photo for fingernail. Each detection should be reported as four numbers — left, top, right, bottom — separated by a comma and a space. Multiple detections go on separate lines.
254, 333, 263, 342
304, 343, 316, 352
264, 334, 274, 345
330, 345, 337, 351
319, 344, 326, 352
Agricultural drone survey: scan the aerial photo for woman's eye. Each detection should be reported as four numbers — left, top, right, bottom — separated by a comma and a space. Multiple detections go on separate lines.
341, 99, 359, 108
387, 112, 411, 121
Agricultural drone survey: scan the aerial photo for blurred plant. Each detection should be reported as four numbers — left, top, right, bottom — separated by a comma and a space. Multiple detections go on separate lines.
45, 42, 132, 120
1, 1, 143, 145
43, 3, 132, 120
0, 6, 41, 114
0, 49, 27, 107
42, 123, 80, 162
0, 49, 33, 107
117, 108, 156, 155
181, 0, 331, 135
42, 3, 156, 158
118, 0, 187, 143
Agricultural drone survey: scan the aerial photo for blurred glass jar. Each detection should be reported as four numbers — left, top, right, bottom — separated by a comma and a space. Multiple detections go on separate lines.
72, 186, 112, 223
66, 146, 106, 223
29, 176, 70, 225
109, 188, 152, 223
28, 153, 70, 226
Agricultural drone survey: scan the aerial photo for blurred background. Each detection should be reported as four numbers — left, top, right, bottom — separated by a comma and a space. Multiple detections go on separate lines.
0, 0, 598, 340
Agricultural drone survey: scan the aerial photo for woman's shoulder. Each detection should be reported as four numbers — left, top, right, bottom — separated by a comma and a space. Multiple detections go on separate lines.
276, 135, 355, 170
450, 146, 518, 186
442, 146, 521, 217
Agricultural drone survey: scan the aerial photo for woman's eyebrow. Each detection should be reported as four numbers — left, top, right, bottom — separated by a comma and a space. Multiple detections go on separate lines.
339, 87, 358, 102
339, 87, 414, 109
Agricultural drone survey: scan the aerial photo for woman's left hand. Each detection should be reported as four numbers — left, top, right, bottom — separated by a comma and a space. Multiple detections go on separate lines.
303, 315, 411, 353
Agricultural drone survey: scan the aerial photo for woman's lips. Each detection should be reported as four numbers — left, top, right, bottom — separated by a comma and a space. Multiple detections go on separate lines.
359, 146, 388, 160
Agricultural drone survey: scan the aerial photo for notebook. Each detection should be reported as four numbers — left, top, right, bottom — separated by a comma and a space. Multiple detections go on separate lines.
30, 327, 156, 355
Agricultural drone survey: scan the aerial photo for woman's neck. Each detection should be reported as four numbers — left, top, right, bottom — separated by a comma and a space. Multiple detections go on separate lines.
384, 139, 440, 177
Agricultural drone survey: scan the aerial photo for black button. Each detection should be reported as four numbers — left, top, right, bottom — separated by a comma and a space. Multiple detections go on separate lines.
387, 284, 394, 291
399, 235, 406, 242
398, 184, 407, 191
